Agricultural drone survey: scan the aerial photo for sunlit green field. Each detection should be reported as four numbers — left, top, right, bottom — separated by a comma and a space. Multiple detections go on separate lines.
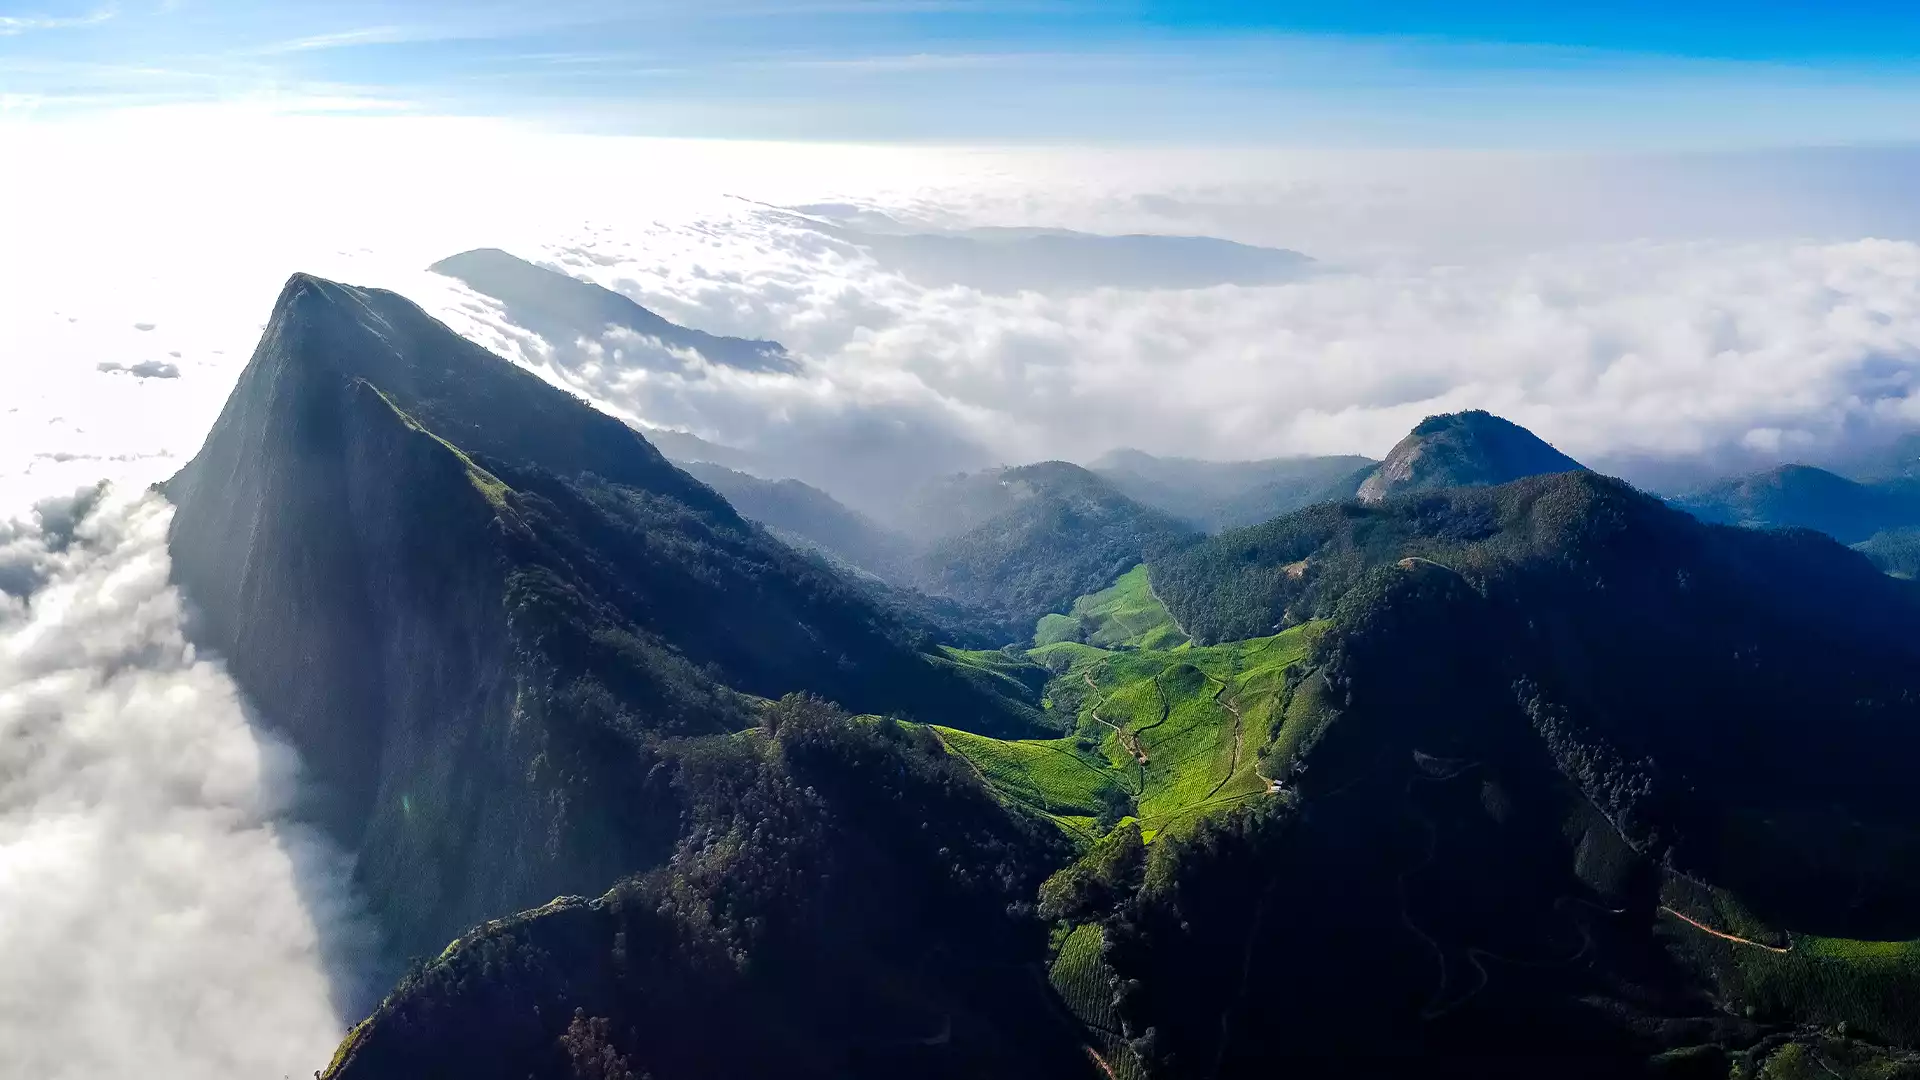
937, 564, 1323, 846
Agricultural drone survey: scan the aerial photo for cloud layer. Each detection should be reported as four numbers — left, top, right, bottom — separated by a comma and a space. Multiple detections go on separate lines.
6, 116, 1920, 514
0, 487, 372, 1080
427, 205, 1920, 511
1, 110, 1920, 1071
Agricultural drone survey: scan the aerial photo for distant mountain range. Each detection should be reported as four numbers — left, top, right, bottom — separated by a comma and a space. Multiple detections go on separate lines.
1668, 462, 1920, 544
675, 459, 914, 581
432, 247, 793, 374
1090, 448, 1378, 532
160, 262, 1920, 1078
782, 205, 1315, 293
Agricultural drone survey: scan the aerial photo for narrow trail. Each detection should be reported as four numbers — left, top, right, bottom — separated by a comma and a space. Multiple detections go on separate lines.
933, 728, 1099, 840
1206, 676, 1246, 800
1084, 669, 1148, 766
1394, 754, 1643, 1022
1144, 575, 1191, 644
1396, 754, 1488, 1020
931, 729, 994, 788
1657, 906, 1793, 954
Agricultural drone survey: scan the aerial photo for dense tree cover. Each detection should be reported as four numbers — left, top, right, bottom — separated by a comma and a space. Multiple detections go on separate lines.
914, 461, 1201, 629
1670, 464, 1920, 544
181, 284, 1920, 1076
323, 696, 1094, 1080
1090, 448, 1378, 532
1857, 526, 1920, 577
485, 460, 1035, 733
1092, 471, 1920, 1073
1149, 490, 1512, 644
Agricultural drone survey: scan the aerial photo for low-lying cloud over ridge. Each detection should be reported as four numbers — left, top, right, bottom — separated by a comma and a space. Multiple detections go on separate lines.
0, 487, 371, 1080
433, 212, 1920, 506
7, 118, 1920, 503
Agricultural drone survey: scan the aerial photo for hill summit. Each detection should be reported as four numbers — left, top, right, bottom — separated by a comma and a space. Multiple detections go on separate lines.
1356, 409, 1584, 502
163, 271, 1045, 968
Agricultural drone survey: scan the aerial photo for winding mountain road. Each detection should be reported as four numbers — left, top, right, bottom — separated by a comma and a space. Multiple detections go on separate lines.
1656, 906, 1792, 954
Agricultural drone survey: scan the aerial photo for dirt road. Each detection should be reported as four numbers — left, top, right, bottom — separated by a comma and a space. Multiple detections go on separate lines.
1657, 905, 1792, 953
1084, 669, 1148, 764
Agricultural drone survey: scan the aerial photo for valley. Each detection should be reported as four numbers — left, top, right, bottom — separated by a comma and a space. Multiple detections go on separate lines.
934, 588, 1314, 844
145, 269, 1920, 1079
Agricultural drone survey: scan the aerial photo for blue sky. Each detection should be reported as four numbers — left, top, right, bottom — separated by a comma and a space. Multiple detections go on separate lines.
6, 0, 1920, 144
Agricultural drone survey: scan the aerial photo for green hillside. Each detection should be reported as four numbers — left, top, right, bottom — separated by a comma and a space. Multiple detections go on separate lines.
1033, 564, 1190, 650
233, 357, 1920, 1080
935, 576, 1320, 845
913, 462, 1201, 628
164, 272, 1052, 971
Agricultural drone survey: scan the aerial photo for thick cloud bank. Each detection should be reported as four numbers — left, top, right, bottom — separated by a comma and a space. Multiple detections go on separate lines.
435, 210, 1920, 508
6, 116, 1920, 506
0, 487, 371, 1080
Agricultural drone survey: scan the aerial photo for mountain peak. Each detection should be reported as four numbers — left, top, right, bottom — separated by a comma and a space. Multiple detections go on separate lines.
1356, 409, 1584, 502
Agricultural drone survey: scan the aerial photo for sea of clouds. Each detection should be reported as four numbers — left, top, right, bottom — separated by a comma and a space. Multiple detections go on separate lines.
2, 109, 1920, 1076
9, 116, 1920, 514
0, 486, 375, 1080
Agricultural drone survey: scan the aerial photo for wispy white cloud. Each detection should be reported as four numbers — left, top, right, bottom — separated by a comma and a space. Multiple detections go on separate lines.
765, 50, 1032, 72
0, 8, 113, 36
454, 209, 1920, 508
246, 25, 418, 55
6, 115, 1920, 501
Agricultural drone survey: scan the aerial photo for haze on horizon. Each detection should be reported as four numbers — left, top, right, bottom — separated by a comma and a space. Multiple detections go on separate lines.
4, 1, 1920, 1077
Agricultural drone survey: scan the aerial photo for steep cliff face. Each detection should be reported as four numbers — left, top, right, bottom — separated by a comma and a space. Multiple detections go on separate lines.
165, 273, 1038, 963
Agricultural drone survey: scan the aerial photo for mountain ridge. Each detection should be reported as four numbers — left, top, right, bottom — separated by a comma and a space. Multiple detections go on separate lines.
164, 271, 1049, 969
1670, 462, 1920, 545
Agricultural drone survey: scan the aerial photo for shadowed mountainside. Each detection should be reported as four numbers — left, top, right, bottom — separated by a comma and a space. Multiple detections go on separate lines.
321, 695, 1093, 1080
1105, 471, 1920, 1073
163, 272, 1049, 970
676, 459, 914, 581
167, 300, 1920, 1080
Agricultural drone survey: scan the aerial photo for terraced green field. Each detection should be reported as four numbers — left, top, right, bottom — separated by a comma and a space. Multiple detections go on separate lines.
1033, 565, 1189, 651
1048, 924, 1146, 1080
937, 567, 1324, 846
932, 726, 1120, 837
